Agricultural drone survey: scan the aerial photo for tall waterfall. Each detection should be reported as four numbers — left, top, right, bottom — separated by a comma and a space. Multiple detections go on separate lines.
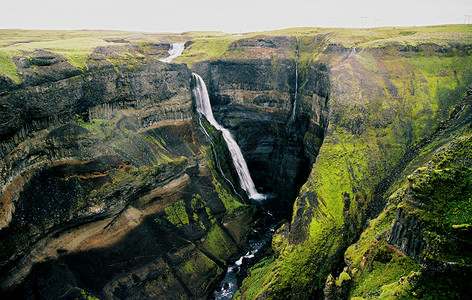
290, 36, 300, 121
192, 73, 265, 201
159, 42, 185, 63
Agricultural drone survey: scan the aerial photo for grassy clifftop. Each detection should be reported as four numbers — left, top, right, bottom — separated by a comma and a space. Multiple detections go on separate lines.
2, 25, 470, 83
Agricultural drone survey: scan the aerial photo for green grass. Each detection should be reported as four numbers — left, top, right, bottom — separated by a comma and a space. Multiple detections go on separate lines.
0, 29, 136, 47
0, 52, 20, 83
351, 256, 419, 299
0, 29, 177, 81
359, 31, 472, 49
1, 25, 471, 80
234, 256, 276, 299
237, 24, 472, 299
175, 36, 239, 66
0, 36, 125, 79
405, 135, 472, 233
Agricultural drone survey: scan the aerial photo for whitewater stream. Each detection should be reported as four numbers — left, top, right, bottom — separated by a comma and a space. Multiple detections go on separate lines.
213, 221, 276, 299
159, 42, 185, 63
192, 73, 265, 201
192, 73, 275, 298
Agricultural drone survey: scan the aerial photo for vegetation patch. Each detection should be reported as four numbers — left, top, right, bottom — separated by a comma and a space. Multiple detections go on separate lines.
165, 199, 190, 226
201, 224, 237, 261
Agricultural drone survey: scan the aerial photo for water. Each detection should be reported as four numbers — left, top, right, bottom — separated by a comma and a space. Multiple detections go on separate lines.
159, 42, 185, 63
290, 36, 299, 122
213, 222, 276, 299
192, 73, 265, 201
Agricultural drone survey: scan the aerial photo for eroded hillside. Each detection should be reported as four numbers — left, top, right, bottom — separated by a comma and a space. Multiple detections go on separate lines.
0, 25, 471, 299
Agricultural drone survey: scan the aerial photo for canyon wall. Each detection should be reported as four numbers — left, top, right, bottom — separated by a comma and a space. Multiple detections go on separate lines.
1, 26, 472, 299
0, 46, 256, 299
231, 30, 472, 299
192, 36, 329, 215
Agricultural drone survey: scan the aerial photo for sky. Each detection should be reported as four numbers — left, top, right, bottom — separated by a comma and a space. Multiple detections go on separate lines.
1, 0, 472, 33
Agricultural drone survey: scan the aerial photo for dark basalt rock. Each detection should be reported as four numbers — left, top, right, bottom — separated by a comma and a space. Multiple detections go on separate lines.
387, 208, 426, 260
29, 49, 61, 66
192, 58, 329, 218
0, 73, 16, 94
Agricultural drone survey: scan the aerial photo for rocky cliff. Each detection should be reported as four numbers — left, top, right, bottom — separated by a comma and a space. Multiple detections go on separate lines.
222, 27, 472, 299
191, 35, 329, 216
1, 26, 472, 299
0, 38, 256, 299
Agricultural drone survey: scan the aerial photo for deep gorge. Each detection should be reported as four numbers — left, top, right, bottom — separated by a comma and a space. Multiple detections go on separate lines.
1, 26, 472, 299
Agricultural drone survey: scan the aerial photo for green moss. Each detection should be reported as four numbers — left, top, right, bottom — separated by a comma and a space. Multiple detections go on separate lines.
336, 271, 351, 286
201, 224, 237, 261
343, 133, 472, 299
78, 289, 100, 300
77, 113, 186, 167
377, 272, 417, 299
238, 25, 472, 299
0, 52, 20, 83
452, 223, 471, 230
165, 200, 190, 226
403, 136, 472, 233
345, 206, 397, 267
201, 145, 245, 213
351, 256, 419, 298
234, 256, 276, 299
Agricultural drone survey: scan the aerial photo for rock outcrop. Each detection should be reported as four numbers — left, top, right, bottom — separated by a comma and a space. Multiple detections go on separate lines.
235, 28, 472, 299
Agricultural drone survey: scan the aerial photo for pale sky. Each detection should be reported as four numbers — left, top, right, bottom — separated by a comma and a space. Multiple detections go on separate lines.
1, 0, 471, 33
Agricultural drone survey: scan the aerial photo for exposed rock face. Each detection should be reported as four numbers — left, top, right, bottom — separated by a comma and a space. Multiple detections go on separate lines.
387, 208, 426, 260
0, 50, 255, 299
235, 31, 472, 299
2, 28, 472, 300
191, 38, 329, 213
0, 59, 191, 192
319, 85, 472, 300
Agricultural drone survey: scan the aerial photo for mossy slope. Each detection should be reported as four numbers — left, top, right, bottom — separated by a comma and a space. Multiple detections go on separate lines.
236, 25, 472, 299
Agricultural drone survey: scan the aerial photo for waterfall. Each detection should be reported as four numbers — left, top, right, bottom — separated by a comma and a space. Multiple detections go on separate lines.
159, 42, 185, 63
290, 36, 299, 121
192, 73, 265, 201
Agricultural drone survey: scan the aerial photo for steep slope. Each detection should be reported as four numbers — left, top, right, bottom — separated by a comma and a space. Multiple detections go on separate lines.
0, 39, 256, 299
190, 35, 329, 216
1, 25, 472, 300
232, 26, 472, 299
324, 86, 472, 299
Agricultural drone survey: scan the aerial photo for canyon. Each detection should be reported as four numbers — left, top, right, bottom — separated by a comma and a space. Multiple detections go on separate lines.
0, 26, 471, 299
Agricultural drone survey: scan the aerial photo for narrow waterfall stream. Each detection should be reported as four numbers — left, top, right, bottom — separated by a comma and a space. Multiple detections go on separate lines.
290, 36, 300, 121
159, 42, 185, 63
192, 73, 273, 299
192, 73, 265, 201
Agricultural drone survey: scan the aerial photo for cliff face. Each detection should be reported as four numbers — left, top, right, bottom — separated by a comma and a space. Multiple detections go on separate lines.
0, 51, 192, 191
336, 105, 472, 299
191, 36, 329, 213
1, 26, 472, 300
0, 45, 256, 299
232, 28, 472, 299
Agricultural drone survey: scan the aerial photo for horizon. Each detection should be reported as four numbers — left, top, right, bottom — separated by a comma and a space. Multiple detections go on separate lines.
1, 0, 471, 34
1, 23, 471, 35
